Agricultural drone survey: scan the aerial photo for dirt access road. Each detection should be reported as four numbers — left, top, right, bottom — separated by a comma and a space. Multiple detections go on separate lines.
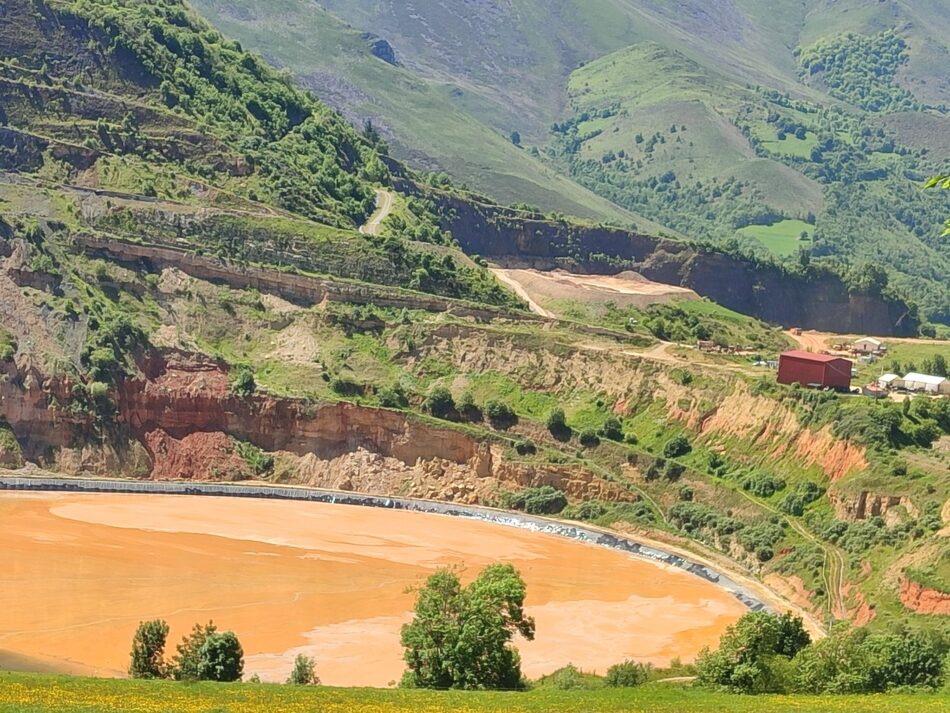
787, 329, 950, 352
358, 189, 395, 236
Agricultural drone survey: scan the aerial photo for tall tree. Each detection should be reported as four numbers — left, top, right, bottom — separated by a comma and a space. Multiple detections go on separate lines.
696, 611, 810, 693
129, 619, 169, 679
400, 564, 535, 690
171, 621, 218, 681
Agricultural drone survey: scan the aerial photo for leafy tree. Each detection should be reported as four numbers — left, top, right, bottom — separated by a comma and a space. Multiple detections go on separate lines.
377, 385, 408, 408
791, 625, 869, 694
696, 611, 809, 693
171, 621, 217, 681
457, 391, 482, 421
197, 631, 244, 682
400, 564, 535, 690
129, 620, 169, 679
426, 386, 455, 420
792, 626, 944, 693
287, 654, 319, 685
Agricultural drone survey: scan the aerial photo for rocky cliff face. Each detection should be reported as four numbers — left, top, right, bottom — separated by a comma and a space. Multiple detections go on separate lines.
830, 490, 918, 523
0, 349, 626, 504
422, 186, 918, 336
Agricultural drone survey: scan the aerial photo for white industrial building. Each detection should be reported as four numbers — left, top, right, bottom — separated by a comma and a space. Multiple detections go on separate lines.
878, 373, 902, 390
902, 372, 950, 395
853, 337, 885, 354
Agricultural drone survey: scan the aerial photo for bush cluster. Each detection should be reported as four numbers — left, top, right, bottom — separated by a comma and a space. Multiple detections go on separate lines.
698, 612, 947, 695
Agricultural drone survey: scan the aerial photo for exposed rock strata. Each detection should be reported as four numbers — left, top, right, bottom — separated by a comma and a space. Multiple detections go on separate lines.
900, 575, 950, 615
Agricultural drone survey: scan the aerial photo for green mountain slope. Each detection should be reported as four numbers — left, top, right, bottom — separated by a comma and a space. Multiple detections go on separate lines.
189, 0, 950, 322
189, 0, 658, 227
0, 0, 517, 307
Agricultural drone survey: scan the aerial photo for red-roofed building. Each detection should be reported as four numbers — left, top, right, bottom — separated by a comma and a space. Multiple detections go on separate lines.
777, 350, 853, 391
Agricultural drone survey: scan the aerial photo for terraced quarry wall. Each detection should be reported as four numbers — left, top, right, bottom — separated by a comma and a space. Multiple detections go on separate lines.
422, 187, 919, 336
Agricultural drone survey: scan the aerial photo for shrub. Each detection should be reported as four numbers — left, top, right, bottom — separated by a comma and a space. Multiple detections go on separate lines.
605, 660, 650, 687
741, 472, 786, 498
425, 386, 455, 419
485, 400, 517, 429
662, 435, 691, 458
579, 429, 601, 448
231, 367, 256, 397
778, 482, 824, 516
0, 329, 16, 362
287, 654, 319, 685
671, 368, 693, 386
234, 440, 274, 476
331, 376, 362, 397
550, 664, 585, 690
502, 486, 568, 515
561, 501, 610, 521
665, 461, 685, 481
457, 391, 482, 421
514, 439, 537, 456
601, 416, 623, 441
377, 385, 408, 408
546, 407, 571, 440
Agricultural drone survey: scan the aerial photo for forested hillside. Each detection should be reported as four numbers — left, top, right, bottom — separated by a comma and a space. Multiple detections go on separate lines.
191, 0, 950, 323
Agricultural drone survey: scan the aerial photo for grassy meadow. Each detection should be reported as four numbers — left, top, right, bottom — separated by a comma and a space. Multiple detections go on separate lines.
736, 219, 814, 256
2, 673, 950, 713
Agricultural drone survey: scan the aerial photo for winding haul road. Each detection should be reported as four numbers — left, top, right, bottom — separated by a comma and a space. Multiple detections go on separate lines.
359, 188, 395, 236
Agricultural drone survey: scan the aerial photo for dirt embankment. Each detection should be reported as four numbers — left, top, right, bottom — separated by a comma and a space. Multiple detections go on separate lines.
661, 379, 867, 481
0, 349, 626, 506
900, 575, 950, 615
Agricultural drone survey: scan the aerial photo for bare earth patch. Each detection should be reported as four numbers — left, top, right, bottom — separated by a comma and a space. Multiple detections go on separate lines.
490, 268, 698, 317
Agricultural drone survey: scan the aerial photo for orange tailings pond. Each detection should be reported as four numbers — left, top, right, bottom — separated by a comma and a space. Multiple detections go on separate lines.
0, 493, 747, 685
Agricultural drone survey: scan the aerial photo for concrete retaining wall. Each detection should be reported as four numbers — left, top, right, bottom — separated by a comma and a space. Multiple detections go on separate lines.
0, 475, 769, 611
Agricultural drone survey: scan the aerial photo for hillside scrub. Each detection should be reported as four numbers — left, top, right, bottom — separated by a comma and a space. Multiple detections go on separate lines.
697, 612, 949, 695
500, 486, 568, 515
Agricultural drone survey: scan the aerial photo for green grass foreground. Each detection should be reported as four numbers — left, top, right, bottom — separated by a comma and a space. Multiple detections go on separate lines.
2, 673, 950, 713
